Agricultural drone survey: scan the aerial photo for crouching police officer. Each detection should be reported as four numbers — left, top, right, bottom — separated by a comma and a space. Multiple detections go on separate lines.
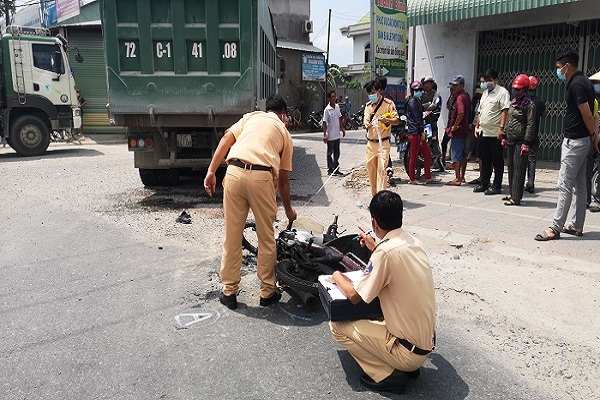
329, 191, 436, 393
204, 94, 297, 310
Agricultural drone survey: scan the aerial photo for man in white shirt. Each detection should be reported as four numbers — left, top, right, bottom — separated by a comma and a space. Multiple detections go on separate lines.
473, 68, 511, 195
323, 91, 346, 175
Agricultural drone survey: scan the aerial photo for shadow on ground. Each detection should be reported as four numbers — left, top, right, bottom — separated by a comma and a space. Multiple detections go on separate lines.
0, 148, 105, 161
337, 350, 469, 399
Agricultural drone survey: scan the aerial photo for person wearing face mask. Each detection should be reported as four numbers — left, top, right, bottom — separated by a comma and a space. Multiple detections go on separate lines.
585, 71, 600, 211
329, 190, 436, 394
502, 74, 537, 206
535, 50, 598, 241
421, 76, 444, 171
445, 75, 471, 186
524, 76, 548, 194
203, 94, 297, 309
363, 77, 400, 196
473, 68, 511, 195
405, 80, 437, 184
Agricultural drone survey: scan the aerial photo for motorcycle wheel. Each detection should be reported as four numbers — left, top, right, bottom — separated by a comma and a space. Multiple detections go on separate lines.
276, 259, 337, 295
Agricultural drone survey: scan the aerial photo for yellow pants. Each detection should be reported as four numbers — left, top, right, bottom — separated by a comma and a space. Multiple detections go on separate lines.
366, 140, 391, 196
221, 165, 278, 298
330, 320, 427, 383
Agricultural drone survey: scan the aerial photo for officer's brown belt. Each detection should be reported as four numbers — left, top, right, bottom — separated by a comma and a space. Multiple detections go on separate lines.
396, 338, 432, 356
366, 136, 391, 143
229, 159, 271, 172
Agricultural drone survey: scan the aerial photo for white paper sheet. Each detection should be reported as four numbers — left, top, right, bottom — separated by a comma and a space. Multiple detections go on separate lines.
318, 271, 365, 301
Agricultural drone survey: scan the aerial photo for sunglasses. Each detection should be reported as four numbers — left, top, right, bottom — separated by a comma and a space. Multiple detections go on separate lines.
414, 88, 423, 92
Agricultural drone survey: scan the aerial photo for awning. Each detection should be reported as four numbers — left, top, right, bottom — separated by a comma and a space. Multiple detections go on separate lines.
408, 0, 582, 26
277, 40, 325, 53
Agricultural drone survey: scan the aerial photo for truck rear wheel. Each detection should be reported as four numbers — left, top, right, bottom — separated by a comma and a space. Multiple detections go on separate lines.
139, 168, 181, 186
10, 115, 50, 156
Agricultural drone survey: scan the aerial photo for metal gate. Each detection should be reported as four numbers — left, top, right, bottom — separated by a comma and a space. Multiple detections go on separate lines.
478, 20, 600, 161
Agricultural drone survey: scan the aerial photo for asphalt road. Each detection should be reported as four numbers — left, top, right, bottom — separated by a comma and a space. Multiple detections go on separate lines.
1, 132, 598, 399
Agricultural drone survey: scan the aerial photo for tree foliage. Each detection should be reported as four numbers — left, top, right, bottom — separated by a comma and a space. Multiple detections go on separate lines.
0, 0, 16, 27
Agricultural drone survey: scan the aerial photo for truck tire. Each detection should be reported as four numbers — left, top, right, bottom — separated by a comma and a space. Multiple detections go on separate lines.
139, 168, 181, 186
9, 115, 50, 156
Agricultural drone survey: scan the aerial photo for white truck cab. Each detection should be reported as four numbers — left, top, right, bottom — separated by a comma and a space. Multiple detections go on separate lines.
1, 26, 82, 156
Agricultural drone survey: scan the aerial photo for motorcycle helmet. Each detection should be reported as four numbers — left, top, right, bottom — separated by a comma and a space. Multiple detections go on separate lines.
410, 80, 423, 91
528, 76, 539, 90
512, 74, 530, 90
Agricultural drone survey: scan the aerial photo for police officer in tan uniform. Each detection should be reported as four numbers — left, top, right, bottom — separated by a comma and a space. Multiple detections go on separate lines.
204, 94, 297, 310
329, 190, 435, 393
364, 78, 400, 196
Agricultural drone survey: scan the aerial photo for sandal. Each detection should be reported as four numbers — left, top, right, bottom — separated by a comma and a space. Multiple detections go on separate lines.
561, 225, 583, 236
502, 195, 512, 201
446, 180, 461, 186
534, 228, 560, 241
504, 199, 521, 206
425, 178, 442, 184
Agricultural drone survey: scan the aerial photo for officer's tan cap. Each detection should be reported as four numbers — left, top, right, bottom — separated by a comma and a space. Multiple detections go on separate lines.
590, 71, 600, 81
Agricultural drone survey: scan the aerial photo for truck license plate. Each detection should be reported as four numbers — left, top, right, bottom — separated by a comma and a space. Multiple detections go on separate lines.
177, 134, 192, 148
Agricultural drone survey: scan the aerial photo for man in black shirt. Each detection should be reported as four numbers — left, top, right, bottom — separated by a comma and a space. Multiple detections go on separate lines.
536, 50, 599, 241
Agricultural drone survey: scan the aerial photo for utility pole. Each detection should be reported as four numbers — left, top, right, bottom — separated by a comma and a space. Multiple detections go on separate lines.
325, 8, 331, 109
4, 2, 11, 28
370, 0, 375, 79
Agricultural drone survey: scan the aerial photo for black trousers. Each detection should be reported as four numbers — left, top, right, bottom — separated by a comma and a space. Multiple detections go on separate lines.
441, 131, 451, 159
508, 143, 528, 202
327, 139, 340, 173
479, 136, 504, 189
526, 140, 538, 188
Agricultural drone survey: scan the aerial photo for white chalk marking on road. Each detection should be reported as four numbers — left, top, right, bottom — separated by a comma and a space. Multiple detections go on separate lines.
174, 308, 220, 329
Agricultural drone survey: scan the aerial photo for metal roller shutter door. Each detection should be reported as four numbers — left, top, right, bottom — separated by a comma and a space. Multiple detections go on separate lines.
478, 20, 600, 161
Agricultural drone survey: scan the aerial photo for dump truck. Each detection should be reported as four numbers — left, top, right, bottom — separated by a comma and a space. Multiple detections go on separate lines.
0, 26, 82, 156
101, 0, 280, 186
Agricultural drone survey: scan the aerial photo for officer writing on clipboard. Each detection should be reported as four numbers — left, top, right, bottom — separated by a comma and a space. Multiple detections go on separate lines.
328, 190, 436, 394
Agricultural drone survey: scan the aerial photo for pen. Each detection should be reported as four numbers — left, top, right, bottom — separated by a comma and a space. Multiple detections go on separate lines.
353, 229, 373, 241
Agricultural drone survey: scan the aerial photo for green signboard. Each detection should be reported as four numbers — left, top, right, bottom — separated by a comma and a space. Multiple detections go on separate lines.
373, 0, 407, 78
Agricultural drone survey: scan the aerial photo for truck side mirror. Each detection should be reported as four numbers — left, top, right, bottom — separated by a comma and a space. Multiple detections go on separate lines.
75, 52, 84, 63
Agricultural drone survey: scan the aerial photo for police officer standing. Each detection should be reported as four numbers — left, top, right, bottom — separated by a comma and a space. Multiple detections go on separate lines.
204, 94, 297, 309
363, 77, 399, 196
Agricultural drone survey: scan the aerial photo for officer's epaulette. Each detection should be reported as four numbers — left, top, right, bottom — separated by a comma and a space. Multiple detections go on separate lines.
383, 98, 394, 104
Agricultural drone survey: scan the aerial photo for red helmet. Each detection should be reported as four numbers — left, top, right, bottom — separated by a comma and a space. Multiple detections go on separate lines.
512, 74, 530, 90
410, 80, 423, 91
528, 76, 539, 90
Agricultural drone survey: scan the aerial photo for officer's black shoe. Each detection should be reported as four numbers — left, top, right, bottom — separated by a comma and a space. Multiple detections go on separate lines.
259, 291, 282, 307
473, 184, 489, 193
406, 368, 421, 379
219, 292, 238, 310
484, 186, 502, 195
359, 371, 407, 393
